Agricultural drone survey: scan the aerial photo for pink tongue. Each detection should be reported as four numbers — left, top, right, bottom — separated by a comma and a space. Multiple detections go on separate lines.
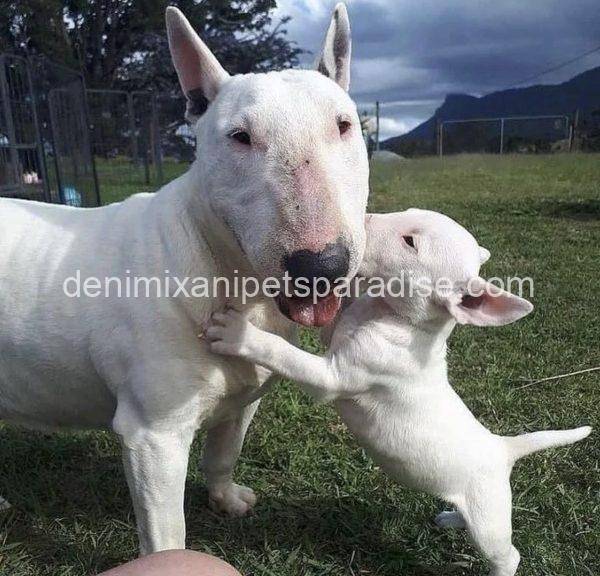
287, 293, 341, 327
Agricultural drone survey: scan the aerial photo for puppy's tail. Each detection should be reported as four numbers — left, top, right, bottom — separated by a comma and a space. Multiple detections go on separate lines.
504, 426, 591, 463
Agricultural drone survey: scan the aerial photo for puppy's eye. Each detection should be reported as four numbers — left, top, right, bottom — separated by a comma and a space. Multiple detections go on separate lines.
338, 120, 351, 136
402, 235, 416, 249
229, 130, 251, 146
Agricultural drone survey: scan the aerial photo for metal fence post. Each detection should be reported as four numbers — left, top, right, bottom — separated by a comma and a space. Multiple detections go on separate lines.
127, 91, 139, 167
47, 90, 66, 205
25, 57, 52, 202
151, 94, 163, 185
375, 100, 380, 152
130, 91, 151, 185
499, 118, 505, 154
568, 114, 575, 152
569, 110, 579, 152
79, 75, 102, 206
0, 56, 22, 194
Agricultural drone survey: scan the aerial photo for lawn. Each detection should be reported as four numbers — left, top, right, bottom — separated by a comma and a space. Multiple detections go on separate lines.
1, 153, 598, 575
93, 157, 188, 205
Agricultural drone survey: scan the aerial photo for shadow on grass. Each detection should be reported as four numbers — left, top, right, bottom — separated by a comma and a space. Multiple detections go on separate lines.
539, 199, 600, 221
0, 426, 132, 574
0, 426, 459, 576
185, 490, 455, 576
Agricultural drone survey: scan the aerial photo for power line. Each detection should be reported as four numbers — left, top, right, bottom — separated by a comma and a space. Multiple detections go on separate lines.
371, 42, 600, 137
508, 43, 600, 88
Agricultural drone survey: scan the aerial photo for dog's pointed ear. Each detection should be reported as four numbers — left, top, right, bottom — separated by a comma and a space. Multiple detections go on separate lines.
445, 278, 533, 327
166, 6, 229, 122
315, 3, 352, 91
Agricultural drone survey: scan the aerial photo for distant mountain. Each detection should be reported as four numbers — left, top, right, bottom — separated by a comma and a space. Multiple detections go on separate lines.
382, 65, 600, 154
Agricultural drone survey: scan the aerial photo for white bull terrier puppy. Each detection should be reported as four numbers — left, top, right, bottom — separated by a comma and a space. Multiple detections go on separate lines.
208, 209, 591, 576
0, 4, 369, 554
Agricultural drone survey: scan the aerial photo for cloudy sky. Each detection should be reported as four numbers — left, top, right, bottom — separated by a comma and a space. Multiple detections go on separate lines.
274, 0, 600, 139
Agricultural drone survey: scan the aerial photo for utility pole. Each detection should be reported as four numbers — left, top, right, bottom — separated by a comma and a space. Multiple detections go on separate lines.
375, 101, 380, 151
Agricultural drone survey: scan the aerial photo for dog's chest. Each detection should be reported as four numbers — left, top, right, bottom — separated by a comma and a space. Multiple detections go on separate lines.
203, 302, 297, 423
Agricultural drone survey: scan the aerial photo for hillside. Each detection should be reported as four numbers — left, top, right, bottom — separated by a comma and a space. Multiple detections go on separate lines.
383, 65, 600, 154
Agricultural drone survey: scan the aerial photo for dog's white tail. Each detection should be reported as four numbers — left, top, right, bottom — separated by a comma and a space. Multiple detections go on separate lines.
504, 426, 591, 462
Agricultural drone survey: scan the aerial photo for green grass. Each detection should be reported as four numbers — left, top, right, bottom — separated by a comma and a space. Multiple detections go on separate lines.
1, 153, 598, 575
94, 157, 188, 205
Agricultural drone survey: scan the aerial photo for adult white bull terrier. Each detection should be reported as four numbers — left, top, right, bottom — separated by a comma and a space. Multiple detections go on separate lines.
208, 209, 591, 576
0, 4, 369, 554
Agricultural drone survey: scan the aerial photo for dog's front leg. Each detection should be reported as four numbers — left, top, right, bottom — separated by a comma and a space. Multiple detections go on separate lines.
203, 399, 261, 516
207, 310, 343, 401
114, 407, 196, 555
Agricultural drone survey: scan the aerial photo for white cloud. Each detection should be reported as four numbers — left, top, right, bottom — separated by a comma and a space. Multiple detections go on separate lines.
377, 116, 421, 139
271, 0, 600, 141
274, 0, 329, 23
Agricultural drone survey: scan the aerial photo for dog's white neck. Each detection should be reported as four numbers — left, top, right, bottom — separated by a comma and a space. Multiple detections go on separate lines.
138, 166, 270, 328
151, 166, 251, 280
377, 297, 454, 386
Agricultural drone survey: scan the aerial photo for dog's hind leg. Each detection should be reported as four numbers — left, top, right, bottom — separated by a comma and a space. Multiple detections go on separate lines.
460, 479, 520, 576
203, 398, 261, 516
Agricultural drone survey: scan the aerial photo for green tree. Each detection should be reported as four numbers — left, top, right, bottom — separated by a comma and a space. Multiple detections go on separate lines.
1, 0, 302, 89
0, 1, 76, 67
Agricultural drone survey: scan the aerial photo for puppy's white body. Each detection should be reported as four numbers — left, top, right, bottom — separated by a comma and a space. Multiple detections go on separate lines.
209, 209, 591, 576
0, 5, 369, 554
330, 303, 499, 497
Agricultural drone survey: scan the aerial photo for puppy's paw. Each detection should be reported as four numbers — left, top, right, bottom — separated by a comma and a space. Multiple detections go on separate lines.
206, 309, 256, 358
434, 510, 466, 529
209, 483, 257, 517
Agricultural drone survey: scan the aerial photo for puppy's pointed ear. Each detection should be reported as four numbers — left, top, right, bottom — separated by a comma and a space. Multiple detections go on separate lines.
445, 278, 533, 327
166, 6, 230, 122
315, 3, 352, 91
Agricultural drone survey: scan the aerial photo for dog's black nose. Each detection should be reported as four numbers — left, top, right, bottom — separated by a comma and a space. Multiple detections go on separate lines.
284, 241, 350, 287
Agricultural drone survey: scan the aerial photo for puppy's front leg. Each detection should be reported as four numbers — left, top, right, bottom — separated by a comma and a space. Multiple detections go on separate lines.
203, 399, 261, 516
113, 404, 196, 555
207, 310, 342, 401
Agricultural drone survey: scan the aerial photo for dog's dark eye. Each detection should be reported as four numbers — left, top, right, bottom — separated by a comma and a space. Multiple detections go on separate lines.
338, 120, 351, 136
229, 130, 251, 146
403, 235, 416, 249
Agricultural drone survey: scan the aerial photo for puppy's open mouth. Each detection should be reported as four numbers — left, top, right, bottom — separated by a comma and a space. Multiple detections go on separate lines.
276, 293, 341, 327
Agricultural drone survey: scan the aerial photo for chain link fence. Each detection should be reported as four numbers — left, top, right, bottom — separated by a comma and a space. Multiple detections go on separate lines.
86, 90, 164, 203
0, 54, 190, 207
438, 115, 571, 156
0, 54, 100, 206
